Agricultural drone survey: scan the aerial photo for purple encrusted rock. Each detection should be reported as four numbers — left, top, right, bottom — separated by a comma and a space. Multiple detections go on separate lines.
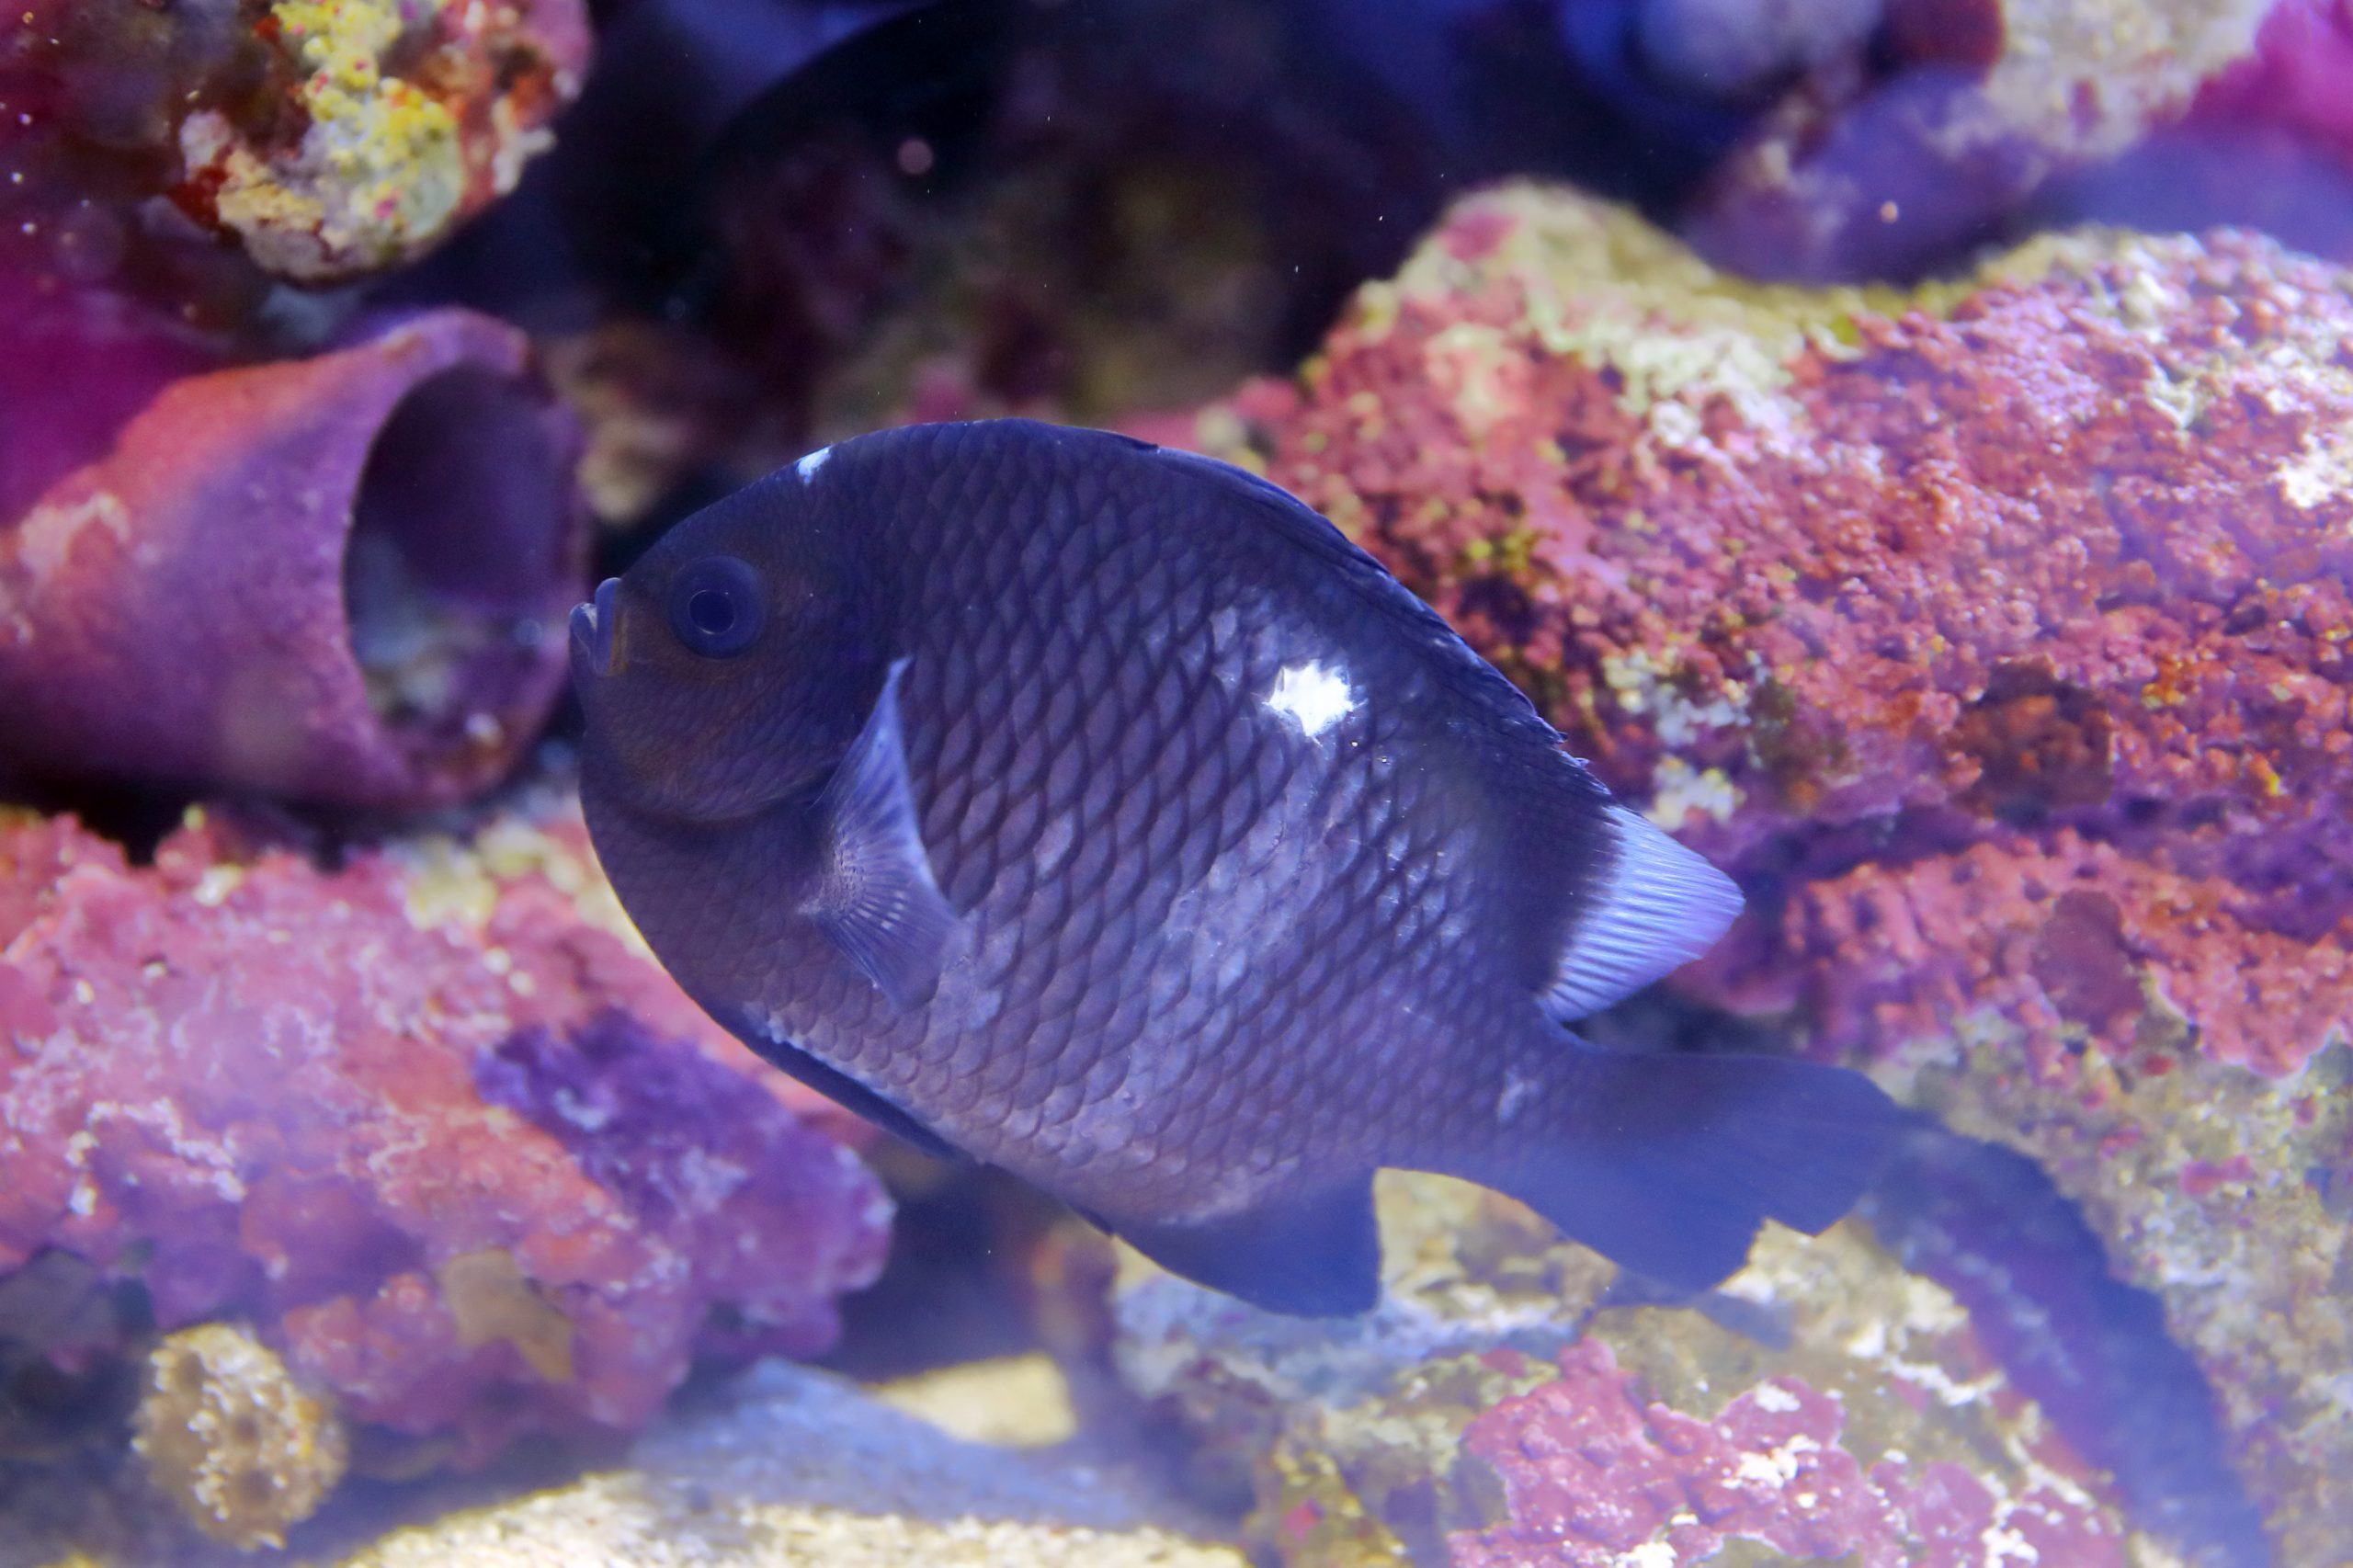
0, 307, 588, 809
0, 798, 890, 1471
476, 1011, 896, 1364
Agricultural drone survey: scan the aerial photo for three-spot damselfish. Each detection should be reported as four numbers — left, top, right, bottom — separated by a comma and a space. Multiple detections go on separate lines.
570, 419, 1899, 1314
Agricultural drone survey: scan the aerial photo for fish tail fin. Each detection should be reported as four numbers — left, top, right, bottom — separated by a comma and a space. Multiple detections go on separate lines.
1461, 1033, 1903, 1294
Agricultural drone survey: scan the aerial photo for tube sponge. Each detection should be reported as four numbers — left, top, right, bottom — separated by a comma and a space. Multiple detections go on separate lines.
0, 308, 587, 809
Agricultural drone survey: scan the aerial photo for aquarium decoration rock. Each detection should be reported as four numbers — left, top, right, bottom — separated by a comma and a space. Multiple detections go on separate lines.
0, 308, 588, 810
0, 791, 889, 1483
131, 1322, 349, 1551
1156, 180, 2343, 1562
0, 0, 590, 289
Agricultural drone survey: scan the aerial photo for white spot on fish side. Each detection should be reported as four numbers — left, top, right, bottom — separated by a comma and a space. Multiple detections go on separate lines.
1033, 813, 1075, 875
795, 446, 832, 483
1495, 1068, 1535, 1125
1264, 660, 1356, 739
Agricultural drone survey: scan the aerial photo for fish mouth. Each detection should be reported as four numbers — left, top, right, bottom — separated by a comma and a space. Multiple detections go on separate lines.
570, 577, 620, 681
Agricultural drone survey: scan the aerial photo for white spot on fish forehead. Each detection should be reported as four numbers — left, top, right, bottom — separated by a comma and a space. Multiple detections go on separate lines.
1263, 660, 1357, 739
795, 446, 832, 482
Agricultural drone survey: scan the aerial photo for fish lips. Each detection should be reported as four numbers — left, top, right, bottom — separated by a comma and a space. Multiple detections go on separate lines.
570, 576, 622, 684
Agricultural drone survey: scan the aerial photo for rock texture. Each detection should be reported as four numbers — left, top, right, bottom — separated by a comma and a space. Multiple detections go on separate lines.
0, 0, 589, 287
0, 789, 888, 1494
1671, 0, 2333, 279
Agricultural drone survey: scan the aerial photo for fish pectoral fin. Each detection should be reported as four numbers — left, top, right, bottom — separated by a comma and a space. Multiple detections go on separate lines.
1090, 1174, 1381, 1318
807, 657, 960, 1010
1543, 805, 1745, 1021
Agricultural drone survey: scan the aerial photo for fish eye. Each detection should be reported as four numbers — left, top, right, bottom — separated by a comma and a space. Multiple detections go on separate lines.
666, 555, 767, 659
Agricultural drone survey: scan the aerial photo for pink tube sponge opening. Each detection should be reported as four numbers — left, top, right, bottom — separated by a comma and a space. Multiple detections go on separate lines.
0, 307, 587, 809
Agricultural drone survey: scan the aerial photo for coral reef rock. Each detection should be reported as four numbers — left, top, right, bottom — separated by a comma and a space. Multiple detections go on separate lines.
0, 787, 889, 1489
131, 1322, 348, 1551
1674, 0, 2340, 279
0, 309, 589, 810
0, 0, 590, 288
335, 1358, 1245, 1568
1157, 181, 2347, 1562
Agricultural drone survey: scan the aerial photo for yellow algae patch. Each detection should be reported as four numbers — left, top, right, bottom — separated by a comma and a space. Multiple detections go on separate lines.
182, 0, 465, 280
1349, 186, 1999, 460
438, 1248, 577, 1385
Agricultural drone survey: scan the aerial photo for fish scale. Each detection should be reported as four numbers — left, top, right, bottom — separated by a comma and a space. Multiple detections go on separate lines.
574, 419, 1904, 1313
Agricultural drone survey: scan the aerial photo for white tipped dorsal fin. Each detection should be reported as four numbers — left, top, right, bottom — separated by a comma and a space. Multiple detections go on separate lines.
1543, 806, 1743, 1021
805, 658, 958, 1009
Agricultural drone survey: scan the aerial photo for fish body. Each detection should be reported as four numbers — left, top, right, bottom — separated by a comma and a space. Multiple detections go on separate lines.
571, 419, 1897, 1313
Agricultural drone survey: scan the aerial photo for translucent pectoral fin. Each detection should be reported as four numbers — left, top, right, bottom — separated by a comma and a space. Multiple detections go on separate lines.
1544, 806, 1744, 1021
807, 658, 959, 1009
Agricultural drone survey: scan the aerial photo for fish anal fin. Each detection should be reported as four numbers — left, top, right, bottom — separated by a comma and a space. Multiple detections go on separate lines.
1462, 1034, 1901, 1295
1545, 806, 1744, 1021
808, 657, 959, 1009
1097, 1175, 1381, 1318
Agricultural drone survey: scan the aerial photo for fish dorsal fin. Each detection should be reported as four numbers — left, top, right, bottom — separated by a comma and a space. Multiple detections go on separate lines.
805, 658, 959, 1009
1544, 806, 1743, 1020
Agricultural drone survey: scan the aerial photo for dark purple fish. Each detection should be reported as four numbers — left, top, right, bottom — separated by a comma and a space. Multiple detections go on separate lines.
570, 419, 1898, 1314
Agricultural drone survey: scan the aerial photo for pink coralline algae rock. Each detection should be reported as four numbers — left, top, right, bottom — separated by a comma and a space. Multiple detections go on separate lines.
1452, 1341, 2115, 1568
1154, 185, 2345, 1561
1171, 184, 2353, 1085
0, 794, 888, 1469
0, 307, 589, 810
